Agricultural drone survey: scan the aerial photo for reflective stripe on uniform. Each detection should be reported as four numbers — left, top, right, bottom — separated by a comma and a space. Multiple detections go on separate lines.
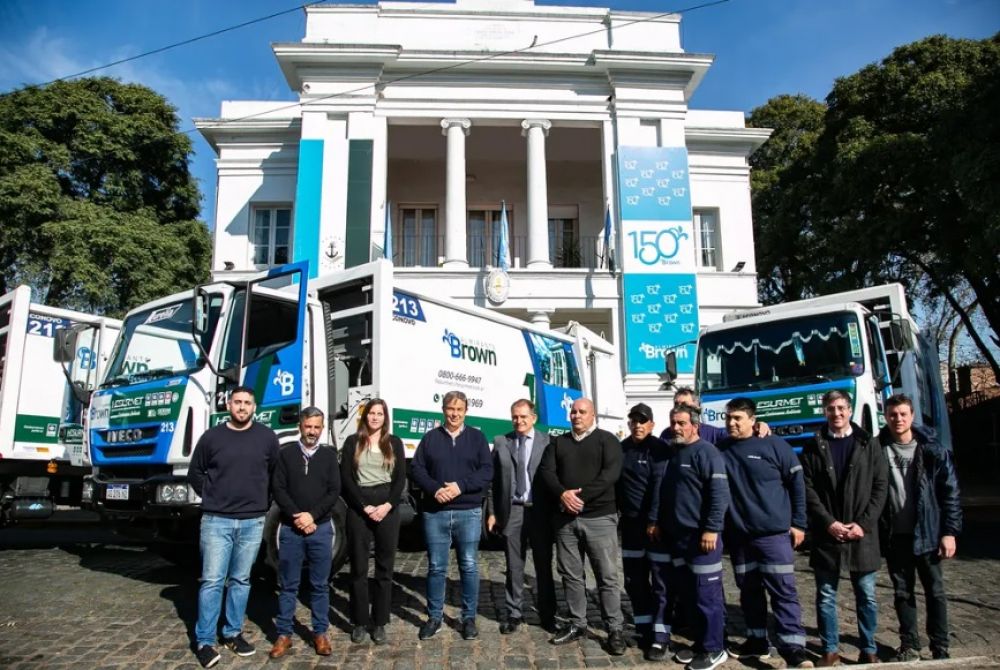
648, 551, 671, 563
758, 563, 794, 574
711, 473, 728, 479
789, 464, 803, 474
746, 628, 768, 638
654, 623, 670, 633
672, 557, 687, 567
690, 561, 724, 575
622, 549, 646, 558
633, 615, 654, 624
733, 561, 758, 574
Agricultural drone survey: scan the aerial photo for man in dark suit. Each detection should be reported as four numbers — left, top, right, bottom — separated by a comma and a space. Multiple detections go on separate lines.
486, 398, 557, 634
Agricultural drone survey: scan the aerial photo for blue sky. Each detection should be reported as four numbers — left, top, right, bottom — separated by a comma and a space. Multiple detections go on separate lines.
1, 0, 996, 223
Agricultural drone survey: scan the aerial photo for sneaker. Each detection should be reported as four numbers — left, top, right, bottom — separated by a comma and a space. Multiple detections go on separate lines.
461, 618, 479, 640
673, 645, 695, 664
931, 649, 949, 660
371, 625, 387, 645
222, 633, 256, 657
551, 625, 587, 645
195, 645, 221, 668
351, 625, 368, 644
894, 647, 921, 662
607, 629, 627, 656
688, 650, 728, 670
727, 637, 772, 660
419, 618, 442, 640
785, 647, 816, 668
646, 642, 667, 661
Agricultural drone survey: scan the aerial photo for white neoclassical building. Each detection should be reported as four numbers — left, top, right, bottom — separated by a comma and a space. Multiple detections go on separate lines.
196, 0, 770, 420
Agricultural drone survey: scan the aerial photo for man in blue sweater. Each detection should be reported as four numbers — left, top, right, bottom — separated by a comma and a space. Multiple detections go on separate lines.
411, 390, 493, 642
188, 386, 279, 669
720, 397, 813, 669
658, 404, 729, 670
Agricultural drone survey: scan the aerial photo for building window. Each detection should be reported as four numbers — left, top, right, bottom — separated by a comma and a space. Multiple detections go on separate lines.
549, 218, 580, 268
251, 205, 291, 267
694, 209, 721, 270
397, 207, 438, 267
468, 207, 512, 267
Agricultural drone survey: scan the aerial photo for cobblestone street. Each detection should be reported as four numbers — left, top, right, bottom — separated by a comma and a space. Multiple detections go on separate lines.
1, 509, 999, 669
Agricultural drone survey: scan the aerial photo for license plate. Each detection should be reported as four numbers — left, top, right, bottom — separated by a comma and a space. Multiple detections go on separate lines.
106, 484, 130, 501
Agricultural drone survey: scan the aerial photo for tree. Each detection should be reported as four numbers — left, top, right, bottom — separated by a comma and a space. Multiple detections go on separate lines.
748, 34, 1000, 378
0, 77, 211, 315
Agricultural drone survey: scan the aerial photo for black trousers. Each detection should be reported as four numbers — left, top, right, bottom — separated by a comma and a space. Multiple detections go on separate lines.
886, 535, 949, 654
346, 483, 402, 627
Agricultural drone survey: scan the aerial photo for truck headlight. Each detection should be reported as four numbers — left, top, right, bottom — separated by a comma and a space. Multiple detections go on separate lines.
81, 480, 94, 503
157, 483, 196, 504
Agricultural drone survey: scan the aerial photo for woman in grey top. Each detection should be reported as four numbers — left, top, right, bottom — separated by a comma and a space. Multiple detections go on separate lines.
340, 399, 407, 645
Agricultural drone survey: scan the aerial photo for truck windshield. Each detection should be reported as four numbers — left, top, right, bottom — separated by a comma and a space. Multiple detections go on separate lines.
103, 298, 219, 386
696, 311, 865, 394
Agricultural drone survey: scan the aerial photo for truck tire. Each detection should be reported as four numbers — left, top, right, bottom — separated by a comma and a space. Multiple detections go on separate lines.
263, 499, 349, 584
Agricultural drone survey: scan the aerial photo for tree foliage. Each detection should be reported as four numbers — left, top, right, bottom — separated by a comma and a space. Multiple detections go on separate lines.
748, 34, 1000, 373
0, 77, 211, 315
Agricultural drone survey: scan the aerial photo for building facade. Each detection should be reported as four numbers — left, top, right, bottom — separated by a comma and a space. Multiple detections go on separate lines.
196, 0, 770, 420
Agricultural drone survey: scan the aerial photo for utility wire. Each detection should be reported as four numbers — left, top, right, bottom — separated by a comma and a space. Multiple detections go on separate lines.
2, 0, 730, 172
0, 1, 329, 99
190, 0, 730, 133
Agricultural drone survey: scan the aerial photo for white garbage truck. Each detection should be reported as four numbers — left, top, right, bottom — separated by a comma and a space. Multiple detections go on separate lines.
0, 286, 120, 524
76, 260, 627, 568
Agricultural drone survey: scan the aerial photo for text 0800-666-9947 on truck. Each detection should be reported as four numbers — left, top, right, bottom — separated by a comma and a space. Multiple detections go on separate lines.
75, 259, 628, 571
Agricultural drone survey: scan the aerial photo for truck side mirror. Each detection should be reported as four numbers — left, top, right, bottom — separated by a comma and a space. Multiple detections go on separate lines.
886, 317, 913, 351
193, 289, 210, 337
659, 352, 678, 390
53, 326, 80, 363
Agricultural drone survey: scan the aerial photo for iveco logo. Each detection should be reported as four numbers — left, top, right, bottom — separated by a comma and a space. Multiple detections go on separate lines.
106, 428, 143, 444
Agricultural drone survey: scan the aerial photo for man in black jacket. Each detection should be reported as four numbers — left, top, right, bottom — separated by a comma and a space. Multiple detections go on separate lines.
879, 393, 962, 662
188, 386, 279, 668
486, 399, 557, 634
539, 397, 626, 655
800, 390, 888, 666
617, 402, 673, 658
269, 407, 341, 659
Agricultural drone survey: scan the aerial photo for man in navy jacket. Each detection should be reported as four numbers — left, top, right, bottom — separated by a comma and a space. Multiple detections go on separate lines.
658, 404, 729, 668
879, 393, 962, 661
411, 390, 492, 641
721, 397, 812, 670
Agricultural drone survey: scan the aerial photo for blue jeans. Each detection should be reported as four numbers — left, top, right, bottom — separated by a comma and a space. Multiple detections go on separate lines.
195, 514, 265, 648
814, 569, 878, 654
423, 507, 482, 621
275, 520, 334, 636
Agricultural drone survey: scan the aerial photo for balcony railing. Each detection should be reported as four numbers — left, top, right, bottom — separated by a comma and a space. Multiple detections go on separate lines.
390, 234, 605, 270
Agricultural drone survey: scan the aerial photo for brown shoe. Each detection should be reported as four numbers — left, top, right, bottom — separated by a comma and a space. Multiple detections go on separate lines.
858, 652, 880, 664
817, 652, 841, 667
314, 633, 332, 656
269, 635, 292, 659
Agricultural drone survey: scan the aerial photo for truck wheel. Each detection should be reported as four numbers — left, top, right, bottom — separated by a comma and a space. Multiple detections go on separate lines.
330, 498, 348, 579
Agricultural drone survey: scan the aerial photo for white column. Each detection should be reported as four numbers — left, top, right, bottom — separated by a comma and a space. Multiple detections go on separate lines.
530, 309, 553, 329
441, 118, 471, 268
522, 119, 552, 269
